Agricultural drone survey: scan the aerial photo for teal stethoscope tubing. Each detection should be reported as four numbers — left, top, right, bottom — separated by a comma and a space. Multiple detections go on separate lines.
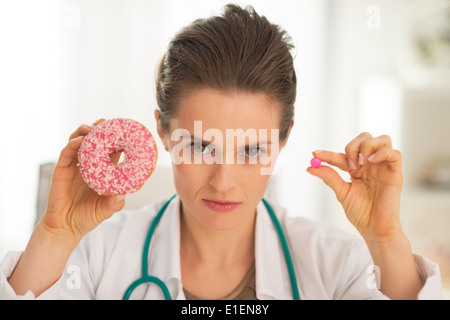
123, 194, 300, 300
123, 193, 176, 300
262, 198, 300, 300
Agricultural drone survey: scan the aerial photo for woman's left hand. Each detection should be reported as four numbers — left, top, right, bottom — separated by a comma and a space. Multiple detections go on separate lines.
307, 132, 404, 241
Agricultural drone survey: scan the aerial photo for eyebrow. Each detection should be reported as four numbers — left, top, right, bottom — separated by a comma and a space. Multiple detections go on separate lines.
182, 134, 272, 147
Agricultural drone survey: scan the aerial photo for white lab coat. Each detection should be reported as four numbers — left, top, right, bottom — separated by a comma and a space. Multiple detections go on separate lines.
0, 195, 443, 299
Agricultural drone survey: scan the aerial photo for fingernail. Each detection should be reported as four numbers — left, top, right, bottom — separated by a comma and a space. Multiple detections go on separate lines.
368, 154, 376, 162
116, 194, 126, 202
348, 159, 356, 170
313, 150, 322, 155
358, 153, 364, 165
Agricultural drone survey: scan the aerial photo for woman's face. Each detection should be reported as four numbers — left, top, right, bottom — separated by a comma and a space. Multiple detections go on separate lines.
157, 88, 289, 231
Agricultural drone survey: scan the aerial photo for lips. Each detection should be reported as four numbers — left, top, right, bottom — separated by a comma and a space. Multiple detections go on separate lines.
202, 198, 242, 212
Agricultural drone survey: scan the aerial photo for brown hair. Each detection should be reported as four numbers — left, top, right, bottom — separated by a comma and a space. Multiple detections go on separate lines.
156, 4, 296, 141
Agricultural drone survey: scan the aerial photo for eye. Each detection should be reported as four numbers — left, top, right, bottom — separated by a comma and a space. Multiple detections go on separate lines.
245, 145, 265, 158
191, 142, 204, 154
245, 146, 259, 157
191, 142, 214, 155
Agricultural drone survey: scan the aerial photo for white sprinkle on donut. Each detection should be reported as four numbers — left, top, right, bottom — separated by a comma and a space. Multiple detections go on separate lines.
78, 118, 158, 195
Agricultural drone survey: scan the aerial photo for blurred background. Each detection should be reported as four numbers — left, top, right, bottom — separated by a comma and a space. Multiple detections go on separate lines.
0, 0, 449, 298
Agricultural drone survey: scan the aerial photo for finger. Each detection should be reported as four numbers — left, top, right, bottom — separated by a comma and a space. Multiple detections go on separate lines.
110, 151, 123, 165
367, 146, 402, 169
93, 118, 106, 126
312, 150, 350, 172
359, 135, 392, 166
97, 194, 126, 221
307, 165, 351, 203
57, 136, 85, 169
345, 132, 373, 170
68, 119, 106, 141
69, 124, 93, 141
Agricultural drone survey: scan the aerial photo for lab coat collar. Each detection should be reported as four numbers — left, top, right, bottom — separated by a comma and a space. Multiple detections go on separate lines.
147, 195, 293, 300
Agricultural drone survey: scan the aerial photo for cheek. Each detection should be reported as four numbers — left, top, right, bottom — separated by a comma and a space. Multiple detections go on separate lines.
172, 163, 206, 196
247, 169, 271, 198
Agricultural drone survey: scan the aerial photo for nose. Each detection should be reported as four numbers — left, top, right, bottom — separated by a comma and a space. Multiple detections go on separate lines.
208, 163, 238, 193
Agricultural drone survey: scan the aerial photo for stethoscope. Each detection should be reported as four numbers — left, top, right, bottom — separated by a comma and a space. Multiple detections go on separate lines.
123, 194, 300, 300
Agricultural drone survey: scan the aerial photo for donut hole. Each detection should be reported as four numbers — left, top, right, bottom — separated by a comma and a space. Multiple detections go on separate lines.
110, 150, 125, 165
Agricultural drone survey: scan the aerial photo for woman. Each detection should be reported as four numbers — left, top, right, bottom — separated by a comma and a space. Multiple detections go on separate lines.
1, 4, 442, 300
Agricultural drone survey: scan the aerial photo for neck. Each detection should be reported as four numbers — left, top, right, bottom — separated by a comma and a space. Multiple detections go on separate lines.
179, 202, 256, 268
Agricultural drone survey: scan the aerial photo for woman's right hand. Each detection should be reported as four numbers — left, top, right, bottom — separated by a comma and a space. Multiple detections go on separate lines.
39, 121, 126, 243
8, 122, 126, 296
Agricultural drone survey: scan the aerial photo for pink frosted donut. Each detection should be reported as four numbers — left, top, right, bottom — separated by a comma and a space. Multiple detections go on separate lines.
78, 118, 158, 195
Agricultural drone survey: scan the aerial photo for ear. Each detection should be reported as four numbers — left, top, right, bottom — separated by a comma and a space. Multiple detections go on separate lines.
154, 110, 169, 152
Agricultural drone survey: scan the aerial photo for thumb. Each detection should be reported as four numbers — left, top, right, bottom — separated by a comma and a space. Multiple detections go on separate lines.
307, 166, 350, 203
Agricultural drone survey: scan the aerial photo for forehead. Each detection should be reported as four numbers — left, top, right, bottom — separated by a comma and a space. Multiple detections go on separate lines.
170, 88, 281, 132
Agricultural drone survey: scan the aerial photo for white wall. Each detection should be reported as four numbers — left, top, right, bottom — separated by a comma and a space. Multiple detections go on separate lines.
0, 0, 65, 256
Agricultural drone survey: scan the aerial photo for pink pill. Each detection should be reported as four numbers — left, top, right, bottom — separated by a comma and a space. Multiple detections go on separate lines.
310, 157, 321, 168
